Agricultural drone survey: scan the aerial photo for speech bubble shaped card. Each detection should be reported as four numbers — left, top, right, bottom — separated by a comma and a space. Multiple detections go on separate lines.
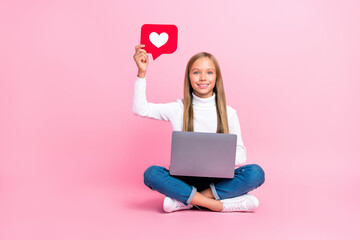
140, 24, 178, 60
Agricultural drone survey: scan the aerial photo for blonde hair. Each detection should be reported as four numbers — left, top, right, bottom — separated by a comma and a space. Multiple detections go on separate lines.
182, 52, 229, 133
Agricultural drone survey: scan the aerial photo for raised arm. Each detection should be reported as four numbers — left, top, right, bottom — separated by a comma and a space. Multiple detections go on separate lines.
132, 45, 181, 122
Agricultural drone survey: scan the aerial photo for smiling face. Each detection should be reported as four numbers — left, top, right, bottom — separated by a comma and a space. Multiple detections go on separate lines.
189, 57, 217, 98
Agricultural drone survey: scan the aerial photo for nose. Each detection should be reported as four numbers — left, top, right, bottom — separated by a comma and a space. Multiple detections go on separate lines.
200, 72, 206, 81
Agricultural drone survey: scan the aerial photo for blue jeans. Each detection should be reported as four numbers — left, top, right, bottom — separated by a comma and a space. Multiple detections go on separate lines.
143, 164, 265, 205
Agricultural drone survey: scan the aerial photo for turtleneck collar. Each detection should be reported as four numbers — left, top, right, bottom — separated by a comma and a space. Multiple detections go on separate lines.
192, 92, 216, 107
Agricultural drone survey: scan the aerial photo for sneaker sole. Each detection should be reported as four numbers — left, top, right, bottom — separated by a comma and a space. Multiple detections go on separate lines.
242, 194, 260, 209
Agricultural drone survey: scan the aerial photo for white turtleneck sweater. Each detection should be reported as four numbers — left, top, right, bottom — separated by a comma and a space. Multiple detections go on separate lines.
132, 76, 246, 167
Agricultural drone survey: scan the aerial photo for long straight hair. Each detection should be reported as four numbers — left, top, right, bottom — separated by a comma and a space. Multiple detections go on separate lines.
182, 52, 229, 134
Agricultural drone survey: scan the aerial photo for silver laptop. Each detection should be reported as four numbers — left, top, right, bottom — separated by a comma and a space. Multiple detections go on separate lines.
169, 131, 237, 178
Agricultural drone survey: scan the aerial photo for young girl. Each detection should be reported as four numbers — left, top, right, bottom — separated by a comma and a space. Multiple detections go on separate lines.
132, 44, 265, 213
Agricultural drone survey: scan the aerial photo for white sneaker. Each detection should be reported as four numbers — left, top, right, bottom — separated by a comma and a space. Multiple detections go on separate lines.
221, 194, 259, 212
163, 197, 193, 213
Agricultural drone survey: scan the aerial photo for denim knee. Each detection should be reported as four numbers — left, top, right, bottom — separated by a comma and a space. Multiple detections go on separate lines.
249, 164, 265, 187
143, 165, 164, 189
236, 164, 265, 187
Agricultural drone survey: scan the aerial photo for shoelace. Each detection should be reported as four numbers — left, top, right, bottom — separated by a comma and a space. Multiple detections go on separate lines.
224, 199, 249, 211
174, 201, 200, 210
193, 205, 202, 210
174, 202, 184, 208
174, 201, 191, 209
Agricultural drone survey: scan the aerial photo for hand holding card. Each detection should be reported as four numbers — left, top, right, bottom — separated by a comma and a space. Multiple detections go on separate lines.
133, 44, 148, 77
140, 24, 178, 60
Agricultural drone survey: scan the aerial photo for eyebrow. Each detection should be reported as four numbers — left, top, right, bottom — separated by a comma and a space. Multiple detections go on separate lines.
191, 68, 215, 71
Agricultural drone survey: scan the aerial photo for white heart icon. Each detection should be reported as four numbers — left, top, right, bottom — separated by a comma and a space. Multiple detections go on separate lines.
149, 32, 169, 48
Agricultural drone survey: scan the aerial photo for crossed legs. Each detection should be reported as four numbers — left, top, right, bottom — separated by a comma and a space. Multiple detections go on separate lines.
191, 190, 223, 211
143, 164, 265, 211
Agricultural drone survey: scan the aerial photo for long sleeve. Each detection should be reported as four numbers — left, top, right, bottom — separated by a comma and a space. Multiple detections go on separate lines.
132, 76, 181, 122
228, 110, 247, 166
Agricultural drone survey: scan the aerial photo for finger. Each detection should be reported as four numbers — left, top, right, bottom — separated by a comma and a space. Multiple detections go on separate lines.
140, 57, 147, 63
137, 49, 147, 54
135, 44, 145, 51
136, 50, 147, 58
134, 51, 142, 58
141, 53, 148, 61
136, 53, 147, 62
135, 53, 146, 62
133, 52, 142, 61
140, 52, 148, 61
140, 52, 147, 58
136, 51, 146, 58
135, 54, 144, 62
135, 50, 146, 58
138, 56, 147, 63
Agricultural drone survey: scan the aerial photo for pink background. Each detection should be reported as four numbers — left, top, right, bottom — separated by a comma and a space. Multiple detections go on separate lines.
1, 0, 360, 239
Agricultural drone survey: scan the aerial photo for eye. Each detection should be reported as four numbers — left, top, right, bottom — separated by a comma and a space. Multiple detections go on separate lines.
193, 71, 199, 74
207, 71, 213, 74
